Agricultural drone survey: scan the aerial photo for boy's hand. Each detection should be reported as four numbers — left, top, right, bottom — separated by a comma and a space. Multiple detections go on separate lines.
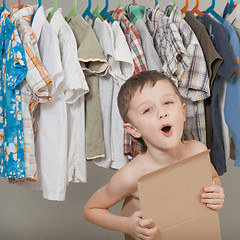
201, 183, 225, 211
127, 211, 159, 240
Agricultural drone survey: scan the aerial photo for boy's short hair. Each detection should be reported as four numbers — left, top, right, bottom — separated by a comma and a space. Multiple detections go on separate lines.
117, 70, 183, 153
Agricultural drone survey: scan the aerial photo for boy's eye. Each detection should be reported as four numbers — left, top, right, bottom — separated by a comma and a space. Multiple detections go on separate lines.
164, 101, 174, 105
143, 108, 151, 114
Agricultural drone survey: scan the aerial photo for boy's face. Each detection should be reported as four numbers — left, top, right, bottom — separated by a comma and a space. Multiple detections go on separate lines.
124, 79, 186, 151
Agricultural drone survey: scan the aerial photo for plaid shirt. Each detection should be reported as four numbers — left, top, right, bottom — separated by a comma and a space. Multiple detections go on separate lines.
146, 5, 189, 87
166, 5, 210, 144
113, 7, 148, 157
10, 5, 52, 181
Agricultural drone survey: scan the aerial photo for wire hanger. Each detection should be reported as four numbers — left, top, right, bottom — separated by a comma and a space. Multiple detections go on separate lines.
181, 0, 189, 14
100, 0, 115, 24
82, 0, 94, 19
204, 0, 224, 24
223, 0, 234, 16
47, 0, 58, 22
191, 0, 203, 17
93, 0, 104, 21
65, 0, 77, 22
167, 0, 176, 16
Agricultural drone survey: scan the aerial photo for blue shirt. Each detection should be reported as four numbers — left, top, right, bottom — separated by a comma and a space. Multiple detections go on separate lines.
199, 14, 237, 175
222, 20, 240, 167
0, 7, 27, 179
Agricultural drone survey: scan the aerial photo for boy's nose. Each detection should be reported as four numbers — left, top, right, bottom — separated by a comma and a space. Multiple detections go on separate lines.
157, 111, 168, 119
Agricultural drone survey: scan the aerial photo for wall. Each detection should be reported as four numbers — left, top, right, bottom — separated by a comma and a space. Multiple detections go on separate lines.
0, 0, 240, 239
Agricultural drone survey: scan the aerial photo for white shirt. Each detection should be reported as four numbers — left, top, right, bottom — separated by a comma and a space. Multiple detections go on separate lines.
32, 5, 67, 201
48, 9, 89, 185
93, 19, 134, 169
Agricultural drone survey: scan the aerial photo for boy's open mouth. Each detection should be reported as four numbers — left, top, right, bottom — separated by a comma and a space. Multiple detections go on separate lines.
161, 125, 172, 133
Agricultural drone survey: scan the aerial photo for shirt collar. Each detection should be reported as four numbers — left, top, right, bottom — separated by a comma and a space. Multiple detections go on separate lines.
164, 4, 181, 25
10, 5, 34, 25
126, 3, 145, 25
112, 7, 127, 22
46, 8, 64, 35
224, 3, 240, 25
0, 6, 10, 20
32, 5, 46, 41
146, 5, 163, 33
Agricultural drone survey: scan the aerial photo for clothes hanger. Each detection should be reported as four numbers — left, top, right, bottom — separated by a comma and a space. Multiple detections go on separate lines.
47, 0, 58, 22
38, 0, 41, 7
117, 0, 121, 8
132, 0, 135, 6
18, 0, 21, 9
223, 0, 234, 16
167, 0, 176, 16
65, 0, 77, 22
204, 0, 224, 24
191, 0, 203, 17
82, 0, 95, 19
181, 0, 189, 14
93, 0, 104, 21
100, 0, 114, 23
149, 0, 159, 20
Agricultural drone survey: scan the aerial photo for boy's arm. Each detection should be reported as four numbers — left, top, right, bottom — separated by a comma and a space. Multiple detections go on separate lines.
83, 167, 158, 238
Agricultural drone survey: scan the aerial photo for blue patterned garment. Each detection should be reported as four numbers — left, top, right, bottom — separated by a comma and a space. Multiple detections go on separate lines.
0, 7, 27, 179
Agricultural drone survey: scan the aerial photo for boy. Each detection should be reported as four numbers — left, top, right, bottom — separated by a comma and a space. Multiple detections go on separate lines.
83, 71, 225, 240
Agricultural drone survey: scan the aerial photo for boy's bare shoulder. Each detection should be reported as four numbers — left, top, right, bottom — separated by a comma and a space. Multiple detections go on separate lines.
184, 139, 208, 155
107, 154, 147, 196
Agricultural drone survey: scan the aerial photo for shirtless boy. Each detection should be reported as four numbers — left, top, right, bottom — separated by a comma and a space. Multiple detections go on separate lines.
83, 71, 225, 240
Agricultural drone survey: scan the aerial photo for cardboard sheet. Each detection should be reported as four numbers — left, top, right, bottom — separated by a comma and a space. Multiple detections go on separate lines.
137, 150, 221, 240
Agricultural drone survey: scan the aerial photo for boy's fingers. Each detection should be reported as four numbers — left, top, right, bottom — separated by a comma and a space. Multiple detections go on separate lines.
201, 198, 224, 205
139, 226, 159, 237
206, 204, 223, 210
204, 186, 223, 193
201, 192, 225, 199
139, 218, 152, 227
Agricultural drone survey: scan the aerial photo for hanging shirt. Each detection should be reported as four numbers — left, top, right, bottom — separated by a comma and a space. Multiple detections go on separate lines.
146, 5, 189, 88
10, 5, 52, 181
93, 18, 134, 169
112, 7, 147, 158
222, 20, 240, 167
126, 4, 162, 71
200, 14, 237, 175
223, 3, 240, 161
69, 14, 107, 161
167, 6, 212, 145
32, 5, 68, 200
0, 7, 27, 179
184, 11, 223, 86
184, 11, 223, 169
46, 8, 89, 199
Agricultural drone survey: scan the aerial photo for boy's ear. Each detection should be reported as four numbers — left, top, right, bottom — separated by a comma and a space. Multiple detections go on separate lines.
123, 123, 142, 139
182, 103, 186, 122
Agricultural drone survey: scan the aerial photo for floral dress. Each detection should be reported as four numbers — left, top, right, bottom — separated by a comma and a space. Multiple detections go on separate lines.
0, 7, 27, 179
